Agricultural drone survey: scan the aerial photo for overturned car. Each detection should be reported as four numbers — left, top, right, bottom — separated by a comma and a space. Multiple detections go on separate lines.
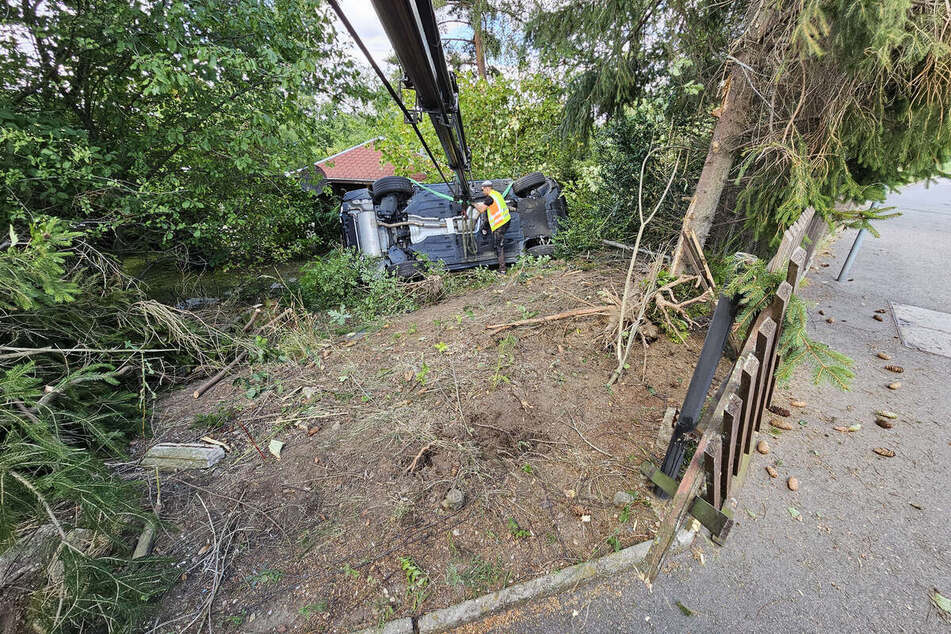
340, 171, 567, 277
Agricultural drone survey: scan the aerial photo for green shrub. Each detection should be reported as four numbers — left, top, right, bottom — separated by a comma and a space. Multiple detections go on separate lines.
295, 248, 418, 322
296, 248, 367, 311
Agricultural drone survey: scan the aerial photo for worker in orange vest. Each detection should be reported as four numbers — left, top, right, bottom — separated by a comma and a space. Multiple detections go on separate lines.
472, 180, 511, 273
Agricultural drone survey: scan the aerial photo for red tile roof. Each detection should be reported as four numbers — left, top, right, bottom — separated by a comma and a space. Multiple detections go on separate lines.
316, 139, 397, 184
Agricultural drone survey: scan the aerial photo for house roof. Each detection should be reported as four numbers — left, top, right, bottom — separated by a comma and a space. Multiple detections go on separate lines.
315, 138, 398, 185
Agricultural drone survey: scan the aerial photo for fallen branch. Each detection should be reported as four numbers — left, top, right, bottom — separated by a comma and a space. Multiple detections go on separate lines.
601, 239, 670, 262
192, 308, 292, 398
486, 305, 613, 332
405, 440, 436, 473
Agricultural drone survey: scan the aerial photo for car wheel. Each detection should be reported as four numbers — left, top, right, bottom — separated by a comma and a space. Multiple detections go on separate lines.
512, 171, 546, 197
372, 176, 414, 204
527, 243, 555, 257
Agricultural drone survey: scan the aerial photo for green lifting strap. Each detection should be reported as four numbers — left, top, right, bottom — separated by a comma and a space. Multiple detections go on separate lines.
408, 178, 455, 202
502, 182, 513, 198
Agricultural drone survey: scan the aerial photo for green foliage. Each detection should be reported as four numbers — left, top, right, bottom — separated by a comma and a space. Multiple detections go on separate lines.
723, 254, 854, 390
555, 100, 710, 253
399, 556, 430, 611
525, 0, 741, 139
295, 248, 418, 323
445, 554, 508, 596
1, 220, 235, 630
506, 517, 531, 539
0, 218, 81, 310
367, 74, 584, 185
1, 0, 361, 264
732, 0, 951, 249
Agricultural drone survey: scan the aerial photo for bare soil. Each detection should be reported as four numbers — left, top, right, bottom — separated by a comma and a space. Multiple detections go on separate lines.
141, 258, 720, 632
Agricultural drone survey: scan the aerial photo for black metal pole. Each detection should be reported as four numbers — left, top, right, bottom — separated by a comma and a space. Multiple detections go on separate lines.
656, 293, 739, 497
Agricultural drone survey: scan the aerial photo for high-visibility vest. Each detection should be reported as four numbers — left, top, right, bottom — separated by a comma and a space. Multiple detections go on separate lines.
486, 189, 511, 231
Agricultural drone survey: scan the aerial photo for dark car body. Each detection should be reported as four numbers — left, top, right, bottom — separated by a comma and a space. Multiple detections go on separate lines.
339, 174, 567, 277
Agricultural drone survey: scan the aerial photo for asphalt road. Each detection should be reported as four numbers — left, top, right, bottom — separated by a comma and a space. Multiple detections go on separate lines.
463, 180, 951, 633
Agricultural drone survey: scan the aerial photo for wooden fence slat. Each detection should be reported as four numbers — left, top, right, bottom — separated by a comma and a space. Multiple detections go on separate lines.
786, 246, 807, 288
751, 317, 777, 434
764, 355, 780, 412
641, 355, 746, 581
737, 354, 760, 469
757, 282, 792, 426
768, 207, 815, 273
802, 213, 828, 269
704, 436, 722, 511
721, 393, 743, 502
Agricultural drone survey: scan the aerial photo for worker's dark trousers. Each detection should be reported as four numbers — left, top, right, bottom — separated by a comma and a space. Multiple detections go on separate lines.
493, 225, 507, 273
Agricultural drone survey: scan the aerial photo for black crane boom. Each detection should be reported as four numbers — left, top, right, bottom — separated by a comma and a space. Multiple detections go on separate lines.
368, 0, 473, 203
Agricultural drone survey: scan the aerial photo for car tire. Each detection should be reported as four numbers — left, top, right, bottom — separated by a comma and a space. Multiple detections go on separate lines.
527, 243, 555, 257
372, 176, 414, 204
512, 171, 547, 197
392, 260, 421, 279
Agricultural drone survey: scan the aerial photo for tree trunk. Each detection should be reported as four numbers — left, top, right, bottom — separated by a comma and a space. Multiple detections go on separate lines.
473, 27, 487, 79
671, 6, 772, 273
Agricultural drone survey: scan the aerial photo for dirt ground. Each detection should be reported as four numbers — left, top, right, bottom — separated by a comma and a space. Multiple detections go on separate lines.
138, 257, 721, 632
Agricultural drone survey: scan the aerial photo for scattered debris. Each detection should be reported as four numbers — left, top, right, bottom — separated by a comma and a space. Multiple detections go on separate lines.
833, 424, 861, 432
766, 466, 778, 478
875, 418, 894, 429
141, 443, 225, 471
132, 505, 161, 560
877, 410, 898, 419
268, 439, 284, 460
564, 489, 576, 499
441, 488, 466, 511
825, 317, 835, 324
787, 506, 802, 521
790, 399, 807, 408
873, 314, 884, 322
580, 515, 592, 523
787, 477, 799, 491
770, 418, 794, 430
200, 436, 232, 452
887, 381, 901, 390
910, 502, 923, 510
872, 447, 896, 458
884, 365, 904, 373
675, 601, 694, 616
767, 404, 790, 417
756, 440, 770, 455
930, 589, 951, 623
307, 425, 320, 436
874, 308, 887, 314
876, 352, 892, 360
613, 491, 635, 507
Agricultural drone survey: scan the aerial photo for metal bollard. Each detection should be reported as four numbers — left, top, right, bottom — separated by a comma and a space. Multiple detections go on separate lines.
836, 227, 867, 282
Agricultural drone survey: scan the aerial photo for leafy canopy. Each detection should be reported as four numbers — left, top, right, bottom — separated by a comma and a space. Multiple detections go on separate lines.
1, 0, 361, 263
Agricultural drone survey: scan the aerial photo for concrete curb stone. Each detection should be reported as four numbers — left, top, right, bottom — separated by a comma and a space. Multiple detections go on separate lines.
354, 524, 697, 634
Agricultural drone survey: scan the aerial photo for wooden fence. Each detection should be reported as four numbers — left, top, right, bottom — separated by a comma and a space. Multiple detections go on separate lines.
640, 208, 828, 582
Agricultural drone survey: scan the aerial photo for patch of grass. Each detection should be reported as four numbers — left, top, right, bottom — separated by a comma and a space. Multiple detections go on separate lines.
299, 600, 328, 616
245, 568, 283, 587
190, 404, 239, 430
490, 334, 517, 389
446, 555, 509, 596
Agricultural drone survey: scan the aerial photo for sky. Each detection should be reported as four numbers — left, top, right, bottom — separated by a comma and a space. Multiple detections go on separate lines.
335, 0, 395, 68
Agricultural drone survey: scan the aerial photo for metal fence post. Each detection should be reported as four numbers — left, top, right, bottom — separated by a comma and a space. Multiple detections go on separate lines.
836, 227, 867, 282
656, 293, 738, 496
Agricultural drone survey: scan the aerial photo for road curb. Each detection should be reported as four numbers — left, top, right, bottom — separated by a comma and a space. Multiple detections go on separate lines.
355, 523, 698, 634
